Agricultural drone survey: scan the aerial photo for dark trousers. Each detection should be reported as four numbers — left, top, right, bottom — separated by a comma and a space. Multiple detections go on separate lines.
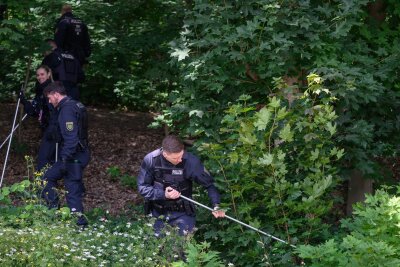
42, 149, 90, 213
152, 209, 196, 236
36, 126, 57, 171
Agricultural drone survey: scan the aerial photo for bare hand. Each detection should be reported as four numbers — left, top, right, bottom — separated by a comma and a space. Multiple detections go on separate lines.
212, 209, 225, 218
165, 186, 181, 199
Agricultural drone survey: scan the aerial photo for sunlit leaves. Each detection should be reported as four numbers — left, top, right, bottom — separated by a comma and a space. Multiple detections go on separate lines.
171, 47, 190, 61
254, 107, 271, 131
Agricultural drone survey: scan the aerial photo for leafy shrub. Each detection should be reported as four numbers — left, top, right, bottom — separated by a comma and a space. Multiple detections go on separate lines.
173, 242, 225, 267
297, 186, 400, 267
114, 77, 169, 111
194, 74, 343, 266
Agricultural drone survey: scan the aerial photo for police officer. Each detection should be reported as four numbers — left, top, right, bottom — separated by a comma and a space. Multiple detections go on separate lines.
19, 65, 58, 171
42, 39, 84, 100
54, 4, 91, 65
42, 81, 90, 227
137, 135, 225, 236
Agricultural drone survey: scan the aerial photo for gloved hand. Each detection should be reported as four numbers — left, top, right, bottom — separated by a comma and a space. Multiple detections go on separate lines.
18, 90, 29, 103
18, 90, 35, 115
60, 159, 68, 176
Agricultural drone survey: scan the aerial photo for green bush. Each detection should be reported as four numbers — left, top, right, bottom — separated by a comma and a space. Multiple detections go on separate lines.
193, 74, 343, 266
297, 186, 400, 267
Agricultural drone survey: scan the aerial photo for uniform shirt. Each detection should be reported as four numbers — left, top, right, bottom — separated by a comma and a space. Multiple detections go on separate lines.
57, 97, 80, 161
54, 12, 91, 64
42, 48, 85, 84
137, 148, 221, 206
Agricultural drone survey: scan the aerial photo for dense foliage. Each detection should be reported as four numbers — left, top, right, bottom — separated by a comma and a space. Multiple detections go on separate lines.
192, 74, 342, 266
297, 186, 400, 266
163, 0, 400, 175
0, 0, 185, 110
2, 0, 400, 266
159, 0, 400, 264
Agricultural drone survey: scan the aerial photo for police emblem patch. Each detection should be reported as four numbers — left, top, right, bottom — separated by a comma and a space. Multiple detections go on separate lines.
66, 122, 74, 131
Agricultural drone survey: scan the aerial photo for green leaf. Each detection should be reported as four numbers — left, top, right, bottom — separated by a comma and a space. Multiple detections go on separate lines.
326, 122, 336, 136
189, 109, 204, 118
268, 97, 281, 108
310, 148, 320, 161
258, 153, 273, 166
254, 107, 271, 131
279, 124, 293, 142
171, 48, 190, 61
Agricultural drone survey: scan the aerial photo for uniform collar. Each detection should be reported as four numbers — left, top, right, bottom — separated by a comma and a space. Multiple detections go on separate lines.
159, 149, 187, 167
57, 96, 71, 108
61, 12, 74, 19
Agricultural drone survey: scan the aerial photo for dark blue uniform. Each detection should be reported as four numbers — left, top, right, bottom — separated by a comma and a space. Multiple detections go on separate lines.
42, 48, 85, 100
137, 149, 221, 235
20, 79, 58, 170
42, 97, 90, 225
54, 12, 91, 65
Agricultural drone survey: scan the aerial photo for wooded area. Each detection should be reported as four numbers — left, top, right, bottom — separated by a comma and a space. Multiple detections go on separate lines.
1, 0, 400, 266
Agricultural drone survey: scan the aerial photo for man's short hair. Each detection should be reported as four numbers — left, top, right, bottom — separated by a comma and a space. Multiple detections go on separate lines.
43, 81, 67, 96
62, 4, 72, 14
162, 135, 184, 153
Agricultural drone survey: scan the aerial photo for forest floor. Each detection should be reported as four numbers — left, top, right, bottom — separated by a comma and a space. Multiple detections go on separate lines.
0, 102, 164, 215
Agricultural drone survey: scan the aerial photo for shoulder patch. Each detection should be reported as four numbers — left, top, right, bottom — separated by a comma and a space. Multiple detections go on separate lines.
66, 122, 74, 131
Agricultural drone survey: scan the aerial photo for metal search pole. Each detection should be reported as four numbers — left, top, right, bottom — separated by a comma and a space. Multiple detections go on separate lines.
180, 195, 296, 248
0, 94, 22, 188
0, 113, 28, 151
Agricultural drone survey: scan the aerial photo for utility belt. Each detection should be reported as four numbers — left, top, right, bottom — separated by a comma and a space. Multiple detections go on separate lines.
147, 199, 195, 215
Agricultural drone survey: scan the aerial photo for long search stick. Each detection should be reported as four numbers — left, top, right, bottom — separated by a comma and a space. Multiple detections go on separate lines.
0, 113, 28, 151
1, 91, 23, 188
179, 195, 296, 248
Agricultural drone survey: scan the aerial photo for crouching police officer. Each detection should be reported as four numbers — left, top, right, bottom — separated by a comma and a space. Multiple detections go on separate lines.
42, 81, 90, 227
137, 135, 225, 236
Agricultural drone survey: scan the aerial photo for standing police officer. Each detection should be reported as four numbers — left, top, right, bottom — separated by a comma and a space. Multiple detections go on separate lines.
19, 65, 57, 171
42, 82, 90, 227
42, 39, 84, 100
137, 135, 225, 236
54, 4, 91, 65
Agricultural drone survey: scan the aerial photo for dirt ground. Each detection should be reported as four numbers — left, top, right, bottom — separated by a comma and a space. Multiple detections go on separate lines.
0, 102, 164, 214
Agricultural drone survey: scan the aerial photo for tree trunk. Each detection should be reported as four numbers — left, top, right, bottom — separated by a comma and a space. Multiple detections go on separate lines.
346, 169, 374, 215
0, 5, 6, 21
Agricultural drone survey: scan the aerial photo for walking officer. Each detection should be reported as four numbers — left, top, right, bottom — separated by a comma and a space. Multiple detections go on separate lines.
42, 38, 85, 100
54, 4, 91, 65
137, 135, 225, 236
42, 81, 90, 227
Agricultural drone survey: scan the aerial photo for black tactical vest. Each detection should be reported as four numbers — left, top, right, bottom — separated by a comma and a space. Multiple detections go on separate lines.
153, 154, 192, 198
54, 51, 79, 83
62, 17, 89, 63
